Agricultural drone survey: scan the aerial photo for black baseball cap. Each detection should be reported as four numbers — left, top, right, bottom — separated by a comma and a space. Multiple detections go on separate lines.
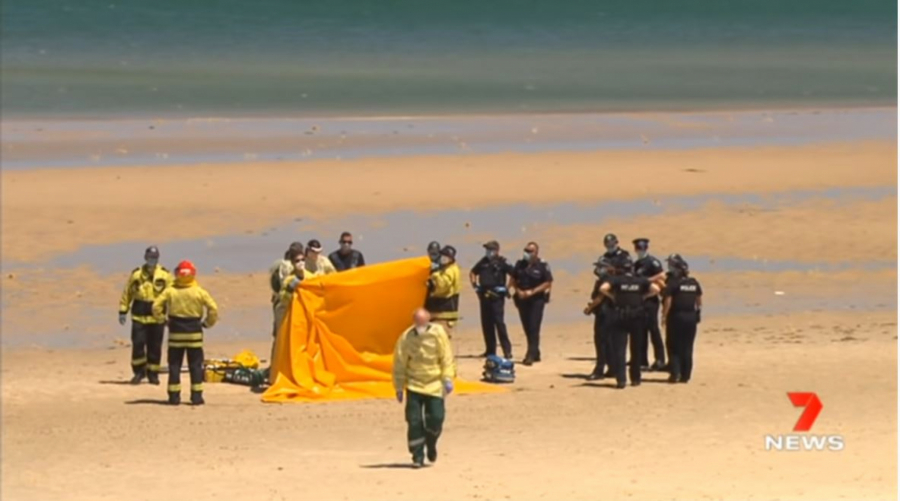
604, 234, 618, 246
440, 245, 457, 259
145, 246, 160, 259
483, 240, 500, 251
633, 238, 649, 250
307, 239, 323, 252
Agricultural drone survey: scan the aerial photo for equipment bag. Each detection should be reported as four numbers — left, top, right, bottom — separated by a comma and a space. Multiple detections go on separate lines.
482, 355, 515, 383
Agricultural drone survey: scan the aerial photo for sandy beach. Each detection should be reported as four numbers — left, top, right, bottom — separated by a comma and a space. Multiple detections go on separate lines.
1, 109, 896, 500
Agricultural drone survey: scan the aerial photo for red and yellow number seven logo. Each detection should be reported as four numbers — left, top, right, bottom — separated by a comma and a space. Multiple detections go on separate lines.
787, 392, 823, 432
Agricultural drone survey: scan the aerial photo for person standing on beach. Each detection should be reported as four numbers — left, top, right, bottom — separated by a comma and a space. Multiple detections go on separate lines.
632, 238, 667, 371
304, 239, 337, 277
425, 246, 461, 337
118, 246, 172, 385
469, 240, 514, 359
599, 256, 661, 389
328, 231, 366, 271
152, 260, 218, 406
662, 254, 703, 384
269, 251, 307, 378
270, 242, 304, 333
603, 233, 630, 261
392, 308, 456, 468
510, 242, 553, 366
584, 257, 616, 380
427, 241, 442, 270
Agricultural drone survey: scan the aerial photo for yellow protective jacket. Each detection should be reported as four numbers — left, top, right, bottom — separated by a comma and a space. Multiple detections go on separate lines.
119, 265, 173, 324
392, 322, 456, 398
273, 274, 303, 328
152, 278, 218, 348
304, 255, 337, 278
425, 263, 461, 321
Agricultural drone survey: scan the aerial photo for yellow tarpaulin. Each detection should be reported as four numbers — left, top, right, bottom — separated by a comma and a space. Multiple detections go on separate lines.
262, 256, 503, 403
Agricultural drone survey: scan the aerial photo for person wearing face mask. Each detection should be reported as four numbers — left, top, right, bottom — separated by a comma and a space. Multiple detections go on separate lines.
602, 233, 630, 261
270, 242, 304, 327
304, 239, 337, 277
269, 251, 307, 378
427, 241, 442, 271
469, 240, 514, 359
425, 245, 461, 337
118, 246, 173, 385
599, 255, 661, 389
152, 260, 218, 405
392, 308, 456, 468
662, 254, 702, 384
583, 257, 617, 380
510, 242, 553, 366
328, 231, 366, 272
632, 238, 667, 372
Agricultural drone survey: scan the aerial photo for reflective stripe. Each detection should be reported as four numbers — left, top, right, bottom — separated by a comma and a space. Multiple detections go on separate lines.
132, 315, 164, 325
168, 384, 181, 392
408, 437, 426, 447
168, 316, 203, 333
169, 332, 203, 341
168, 341, 203, 348
147, 364, 162, 372
131, 300, 153, 316
191, 383, 203, 391
131, 357, 148, 366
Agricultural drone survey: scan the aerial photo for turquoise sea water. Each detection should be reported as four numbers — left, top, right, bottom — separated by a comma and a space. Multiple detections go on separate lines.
1, 0, 896, 118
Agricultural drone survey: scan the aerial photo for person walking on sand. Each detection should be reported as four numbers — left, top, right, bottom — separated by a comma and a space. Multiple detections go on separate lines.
118, 246, 172, 385
152, 260, 218, 406
328, 231, 366, 271
392, 308, 456, 468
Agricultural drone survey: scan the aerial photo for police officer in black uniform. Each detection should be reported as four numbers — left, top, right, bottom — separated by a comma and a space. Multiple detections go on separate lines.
662, 254, 703, 384
583, 257, 617, 380
603, 233, 630, 260
510, 241, 553, 366
633, 238, 667, 371
600, 255, 661, 388
470, 240, 514, 359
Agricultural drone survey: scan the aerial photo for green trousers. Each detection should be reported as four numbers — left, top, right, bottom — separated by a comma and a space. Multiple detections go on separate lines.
405, 390, 445, 462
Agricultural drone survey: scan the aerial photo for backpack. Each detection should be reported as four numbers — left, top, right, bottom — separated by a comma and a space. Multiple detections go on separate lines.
482, 355, 515, 383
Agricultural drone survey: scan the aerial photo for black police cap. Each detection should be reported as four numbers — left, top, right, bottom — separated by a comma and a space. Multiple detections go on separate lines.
145, 246, 160, 259
667, 253, 689, 271
440, 245, 457, 259
604, 233, 618, 246
632, 238, 649, 249
427, 241, 441, 253
483, 240, 500, 251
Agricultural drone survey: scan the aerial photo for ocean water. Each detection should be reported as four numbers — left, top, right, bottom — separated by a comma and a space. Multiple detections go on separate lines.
1, 0, 896, 118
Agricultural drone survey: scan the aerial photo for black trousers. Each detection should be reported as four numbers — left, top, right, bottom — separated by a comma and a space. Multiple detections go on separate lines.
641, 300, 666, 366
516, 297, 546, 361
611, 316, 646, 384
479, 295, 512, 357
167, 346, 204, 395
668, 312, 699, 381
592, 313, 614, 375
131, 322, 164, 375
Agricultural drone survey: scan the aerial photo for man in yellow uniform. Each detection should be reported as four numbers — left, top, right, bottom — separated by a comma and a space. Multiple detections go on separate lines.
392, 308, 456, 468
269, 253, 307, 379
152, 260, 218, 406
304, 239, 337, 278
118, 246, 173, 385
425, 245, 461, 337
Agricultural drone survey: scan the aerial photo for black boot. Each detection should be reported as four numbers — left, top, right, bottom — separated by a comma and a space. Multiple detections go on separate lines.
587, 367, 605, 381
426, 443, 438, 463
147, 372, 160, 385
190, 391, 205, 406
168, 392, 181, 405
130, 369, 145, 385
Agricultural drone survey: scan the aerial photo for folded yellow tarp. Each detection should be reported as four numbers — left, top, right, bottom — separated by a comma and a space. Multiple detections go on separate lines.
262, 256, 502, 403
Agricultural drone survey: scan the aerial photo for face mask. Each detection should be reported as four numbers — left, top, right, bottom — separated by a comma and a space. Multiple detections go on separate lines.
606, 245, 617, 253
295, 260, 306, 272
667, 264, 678, 273
636, 250, 648, 260
439, 256, 451, 266
486, 250, 497, 259
415, 325, 427, 335
523, 251, 533, 261
145, 259, 158, 268
430, 261, 440, 271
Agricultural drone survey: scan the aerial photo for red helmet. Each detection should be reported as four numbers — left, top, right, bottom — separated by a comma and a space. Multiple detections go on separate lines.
176, 260, 197, 278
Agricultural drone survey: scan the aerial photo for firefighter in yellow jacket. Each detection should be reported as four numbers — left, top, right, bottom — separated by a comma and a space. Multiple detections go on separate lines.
393, 308, 456, 468
152, 260, 218, 406
118, 246, 173, 385
425, 245, 461, 337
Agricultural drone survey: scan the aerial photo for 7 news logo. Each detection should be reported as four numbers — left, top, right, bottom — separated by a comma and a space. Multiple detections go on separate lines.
765, 392, 845, 452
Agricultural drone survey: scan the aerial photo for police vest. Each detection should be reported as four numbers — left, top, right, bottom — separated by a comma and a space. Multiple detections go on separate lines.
669, 277, 702, 312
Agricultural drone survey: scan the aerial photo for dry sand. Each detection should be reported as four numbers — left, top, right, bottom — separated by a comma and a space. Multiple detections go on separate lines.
2, 312, 896, 501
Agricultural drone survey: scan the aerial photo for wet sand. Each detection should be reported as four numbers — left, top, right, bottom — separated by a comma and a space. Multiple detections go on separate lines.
1, 109, 896, 500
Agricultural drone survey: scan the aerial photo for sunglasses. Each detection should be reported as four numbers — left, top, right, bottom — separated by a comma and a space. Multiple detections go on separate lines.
340, 240, 353, 245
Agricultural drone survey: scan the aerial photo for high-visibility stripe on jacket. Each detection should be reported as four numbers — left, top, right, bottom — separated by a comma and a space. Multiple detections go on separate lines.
119, 265, 172, 324
392, 323, 456, 398
152, 278, 218, 348
425, 263, 461, 321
